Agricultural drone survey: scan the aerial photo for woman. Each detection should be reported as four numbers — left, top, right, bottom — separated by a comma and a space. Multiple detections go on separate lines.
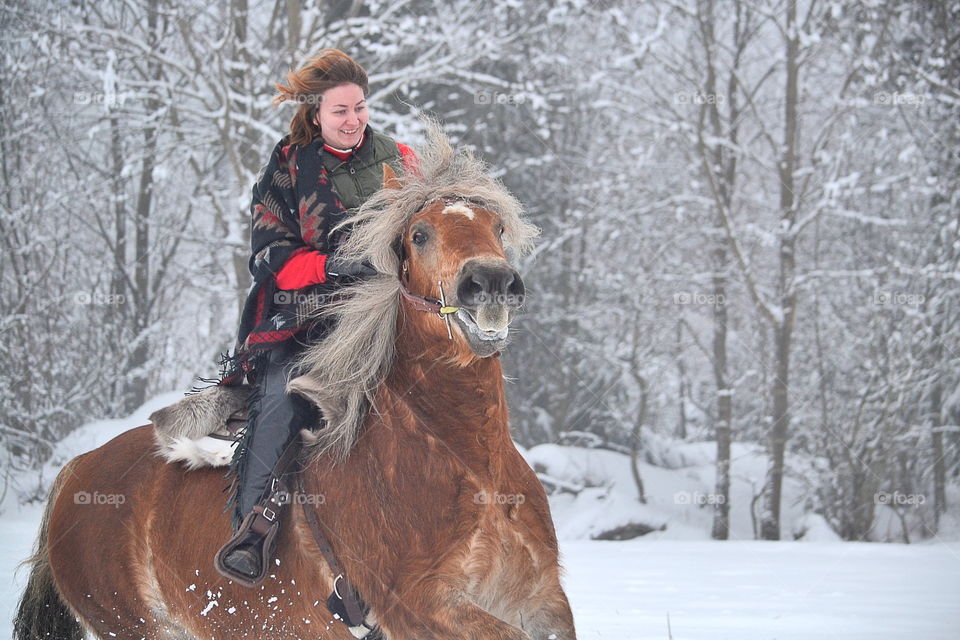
215, 49, 415, 585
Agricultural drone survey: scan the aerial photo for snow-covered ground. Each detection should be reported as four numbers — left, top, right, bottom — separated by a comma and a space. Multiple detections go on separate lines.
563, 538, 960, 639
3, 395, 959, 638
4, 507, 958, 638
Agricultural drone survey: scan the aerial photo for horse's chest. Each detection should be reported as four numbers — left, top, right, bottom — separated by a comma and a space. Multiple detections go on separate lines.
458, 506, 549, 619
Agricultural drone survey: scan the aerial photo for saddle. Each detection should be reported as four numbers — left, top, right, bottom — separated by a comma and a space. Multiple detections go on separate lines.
150, 385, 251, 468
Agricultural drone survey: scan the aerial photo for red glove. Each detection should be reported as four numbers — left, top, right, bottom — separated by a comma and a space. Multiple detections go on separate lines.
275, 249, 328, 289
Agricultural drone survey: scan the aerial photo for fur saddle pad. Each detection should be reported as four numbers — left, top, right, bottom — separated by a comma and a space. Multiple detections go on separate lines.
149, 385, 251, 469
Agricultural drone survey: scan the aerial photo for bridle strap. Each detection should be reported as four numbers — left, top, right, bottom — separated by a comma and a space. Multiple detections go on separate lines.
397, 259, 459, 317
398, 285, 444, 314
398, 285, 459, 316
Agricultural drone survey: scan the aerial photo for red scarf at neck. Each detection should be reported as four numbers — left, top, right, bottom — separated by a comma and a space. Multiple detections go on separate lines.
323, 132, 366, 161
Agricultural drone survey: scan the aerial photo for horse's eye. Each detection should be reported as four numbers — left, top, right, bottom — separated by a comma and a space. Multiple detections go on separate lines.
412, 231, 428, 247
499, 225, 505, 236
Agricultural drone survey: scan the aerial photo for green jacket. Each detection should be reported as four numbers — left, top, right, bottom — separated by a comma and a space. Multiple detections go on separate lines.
322, 126, 403, 212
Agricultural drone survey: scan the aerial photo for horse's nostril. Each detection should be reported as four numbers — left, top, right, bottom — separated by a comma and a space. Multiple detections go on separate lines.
468, 276, 485, 296
508, 275, 524, 297
457, 275, 485, 307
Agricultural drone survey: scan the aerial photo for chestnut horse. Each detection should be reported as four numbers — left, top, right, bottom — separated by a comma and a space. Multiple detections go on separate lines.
15, 127, 578, 640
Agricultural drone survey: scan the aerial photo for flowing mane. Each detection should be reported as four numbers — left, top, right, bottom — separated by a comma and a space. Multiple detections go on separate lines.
289, 121, 539, 462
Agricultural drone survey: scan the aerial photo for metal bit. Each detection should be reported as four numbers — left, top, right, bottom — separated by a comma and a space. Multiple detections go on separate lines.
439, 280, 453, 340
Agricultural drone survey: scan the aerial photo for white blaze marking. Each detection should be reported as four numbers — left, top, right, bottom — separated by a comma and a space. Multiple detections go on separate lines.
442, 202, 475, 220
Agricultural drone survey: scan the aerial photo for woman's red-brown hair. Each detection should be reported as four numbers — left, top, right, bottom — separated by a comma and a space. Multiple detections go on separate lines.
273, 49, 369, 146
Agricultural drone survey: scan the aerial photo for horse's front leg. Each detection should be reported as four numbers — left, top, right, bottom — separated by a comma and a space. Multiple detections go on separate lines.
376, 596, 531, 640
520, 582, 577, 640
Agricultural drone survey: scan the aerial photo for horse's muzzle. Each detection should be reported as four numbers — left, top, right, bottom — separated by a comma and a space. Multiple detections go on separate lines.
455, 260, 525, 310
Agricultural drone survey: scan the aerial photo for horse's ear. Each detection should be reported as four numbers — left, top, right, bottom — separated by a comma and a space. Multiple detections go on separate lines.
382, 163, 401, 190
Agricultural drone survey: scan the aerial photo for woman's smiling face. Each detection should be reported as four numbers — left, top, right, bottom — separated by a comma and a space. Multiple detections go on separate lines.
315, 83, 368, 150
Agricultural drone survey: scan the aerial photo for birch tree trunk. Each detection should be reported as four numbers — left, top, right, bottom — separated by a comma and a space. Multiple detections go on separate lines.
760, 0, 800, 541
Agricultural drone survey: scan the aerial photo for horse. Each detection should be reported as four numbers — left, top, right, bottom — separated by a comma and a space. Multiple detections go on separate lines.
14, 125, 578, 640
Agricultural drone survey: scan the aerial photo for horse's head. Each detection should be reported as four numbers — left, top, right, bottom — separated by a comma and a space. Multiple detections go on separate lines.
397, 182, 527, 359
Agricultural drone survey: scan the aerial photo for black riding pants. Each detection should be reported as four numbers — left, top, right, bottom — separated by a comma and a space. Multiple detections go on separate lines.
237, 337, 315, 519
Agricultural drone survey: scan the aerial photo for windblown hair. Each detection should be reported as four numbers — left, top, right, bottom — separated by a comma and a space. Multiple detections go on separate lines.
272, 49, 369, 146
288, 120, 539, 462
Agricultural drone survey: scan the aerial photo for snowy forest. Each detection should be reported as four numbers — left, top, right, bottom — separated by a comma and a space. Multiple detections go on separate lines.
1, 0, 958, 547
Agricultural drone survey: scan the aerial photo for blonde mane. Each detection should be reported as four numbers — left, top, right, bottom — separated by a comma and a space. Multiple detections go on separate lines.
288, 121, 539, 462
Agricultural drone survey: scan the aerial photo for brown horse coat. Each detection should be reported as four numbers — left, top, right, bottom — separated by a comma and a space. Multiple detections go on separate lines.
44, 325, 575, 637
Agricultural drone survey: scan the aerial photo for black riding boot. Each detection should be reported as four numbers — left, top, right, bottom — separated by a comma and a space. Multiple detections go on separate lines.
215, 338, 314, 585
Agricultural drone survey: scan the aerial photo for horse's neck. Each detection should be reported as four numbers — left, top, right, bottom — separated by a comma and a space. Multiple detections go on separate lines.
386, 353, 507, 427
383, 351, 512, 466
